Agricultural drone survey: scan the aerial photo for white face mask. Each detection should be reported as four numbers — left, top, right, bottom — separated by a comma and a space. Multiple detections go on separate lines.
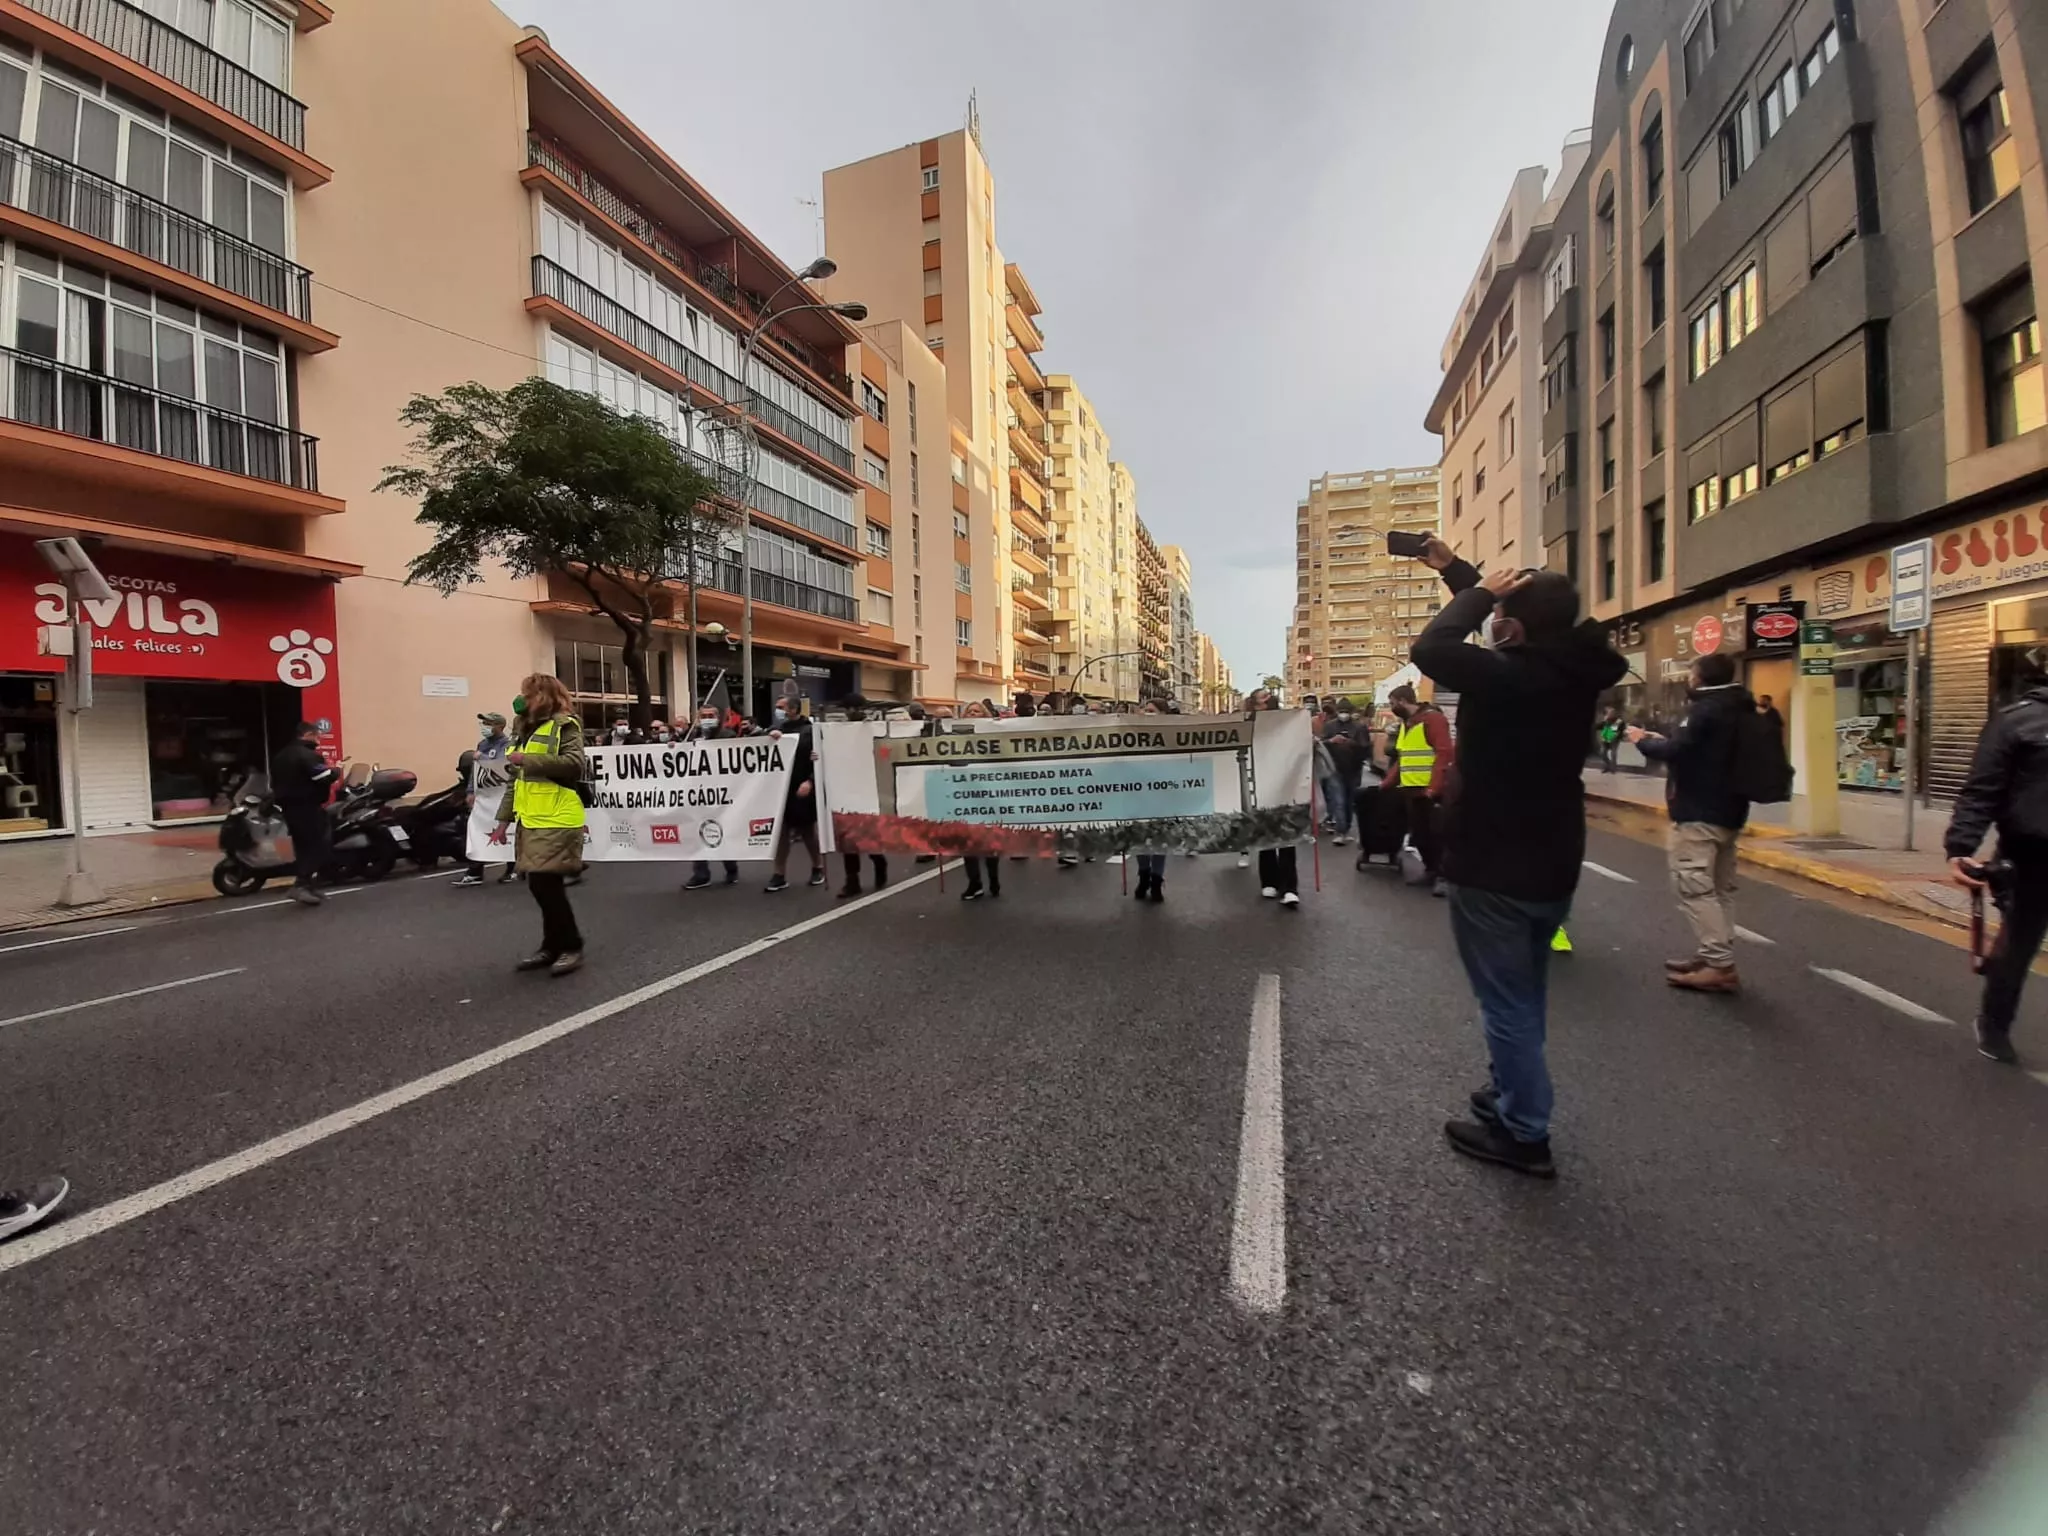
1480, 614, 1510, 649
1071, 704, 1089, 715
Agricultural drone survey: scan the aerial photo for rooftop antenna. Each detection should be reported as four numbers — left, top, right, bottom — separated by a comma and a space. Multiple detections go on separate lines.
967, 89, 982, 153
796, 195, 822, 260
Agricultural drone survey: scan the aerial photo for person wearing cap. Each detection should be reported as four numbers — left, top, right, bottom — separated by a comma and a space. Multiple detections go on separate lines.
454, 711, 515, 887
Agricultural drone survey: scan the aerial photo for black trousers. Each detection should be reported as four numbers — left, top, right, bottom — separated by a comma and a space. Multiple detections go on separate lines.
839, 853, 887, 888
692, 859, 739, 881
961, 856, 1000, 893
1403, 789, 1443, 875
1982, 856, 2048, 1034
1258, 846, 1298, 896
282, 801, 328, 886
528, 871, 583, 956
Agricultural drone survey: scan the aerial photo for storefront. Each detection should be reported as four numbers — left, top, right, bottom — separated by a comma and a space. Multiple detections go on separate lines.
0, 535, 344, 836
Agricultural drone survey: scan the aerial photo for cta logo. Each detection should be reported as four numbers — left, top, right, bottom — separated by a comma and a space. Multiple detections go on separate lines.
651, 824, 681, 845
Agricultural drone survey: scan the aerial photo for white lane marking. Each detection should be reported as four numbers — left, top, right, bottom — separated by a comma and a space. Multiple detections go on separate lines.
2029, 1072, 2048, 1090
1228, 972, 1286, 1316
1735, 926, 1776, 946
0, 864, 950, 1277
1582, 861, 1636, 883
1810, 967, 1953, 1024
0, 968, 246, 1031
0, 925, 139, 956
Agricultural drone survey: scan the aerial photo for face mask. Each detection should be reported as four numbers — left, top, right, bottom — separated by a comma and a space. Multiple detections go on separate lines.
699, 716, 717, 731
511, 696, 527, 716
1071, 704, 1089, 715
773, 707, 789, 724
1480, 615, 1507, 649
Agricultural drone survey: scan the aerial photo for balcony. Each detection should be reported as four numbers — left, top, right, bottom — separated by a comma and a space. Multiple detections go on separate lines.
1008, 421, 1047, 478
1011, 578, 1051, 611
1007, 343, 1046, 394
1, 341, 327, 508
1010, 539, 1047, 575
0, 135, 317, 329
531, 255, 856, 480
1006, 301, 1044, 354
16, 0, 307, 153
665, 552, 859, 625
1008, 383, 1047, 437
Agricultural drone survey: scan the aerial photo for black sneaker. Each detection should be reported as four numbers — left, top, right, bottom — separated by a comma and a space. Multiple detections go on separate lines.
289, 885, 323, 907
1976, 1019, 2020, 1065
514, 951, 556, 972
764, 875, 788, 894
836, 885, 861, 900
723, 868, 740, 885
0, 1176, 68, 1242
682, 874, 712, 891
807, 871, 828, 887
452, 874, 484, 888
961, 887, 985, 902
1469, 1086, 1503, 1128
1443, 1119, 1555, 1179
1148, 884, 1165, 904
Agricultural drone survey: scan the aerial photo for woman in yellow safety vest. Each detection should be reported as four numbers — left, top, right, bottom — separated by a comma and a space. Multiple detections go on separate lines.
489, 673, 589, 976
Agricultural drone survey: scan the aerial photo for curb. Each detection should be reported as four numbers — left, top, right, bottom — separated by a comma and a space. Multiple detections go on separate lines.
0, 881, 220, 936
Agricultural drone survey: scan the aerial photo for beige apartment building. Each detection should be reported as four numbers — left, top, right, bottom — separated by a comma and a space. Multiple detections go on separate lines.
1107, 460, 1142, 701
1162, 544, 1197, 707
1288, 467, 1444, 702
1041, 371, 1121, 691
822, 128, 1051, 706
1197, 632, 1238, 712
1135, 515, 1170, 702
0, 0, 916, 839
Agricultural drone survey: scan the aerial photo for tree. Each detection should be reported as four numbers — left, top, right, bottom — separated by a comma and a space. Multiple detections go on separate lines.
1261, 674, 1286, 695
380, 378, 727, 728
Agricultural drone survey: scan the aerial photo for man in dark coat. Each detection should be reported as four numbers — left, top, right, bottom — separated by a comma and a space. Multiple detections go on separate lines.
269, 722, 336, 907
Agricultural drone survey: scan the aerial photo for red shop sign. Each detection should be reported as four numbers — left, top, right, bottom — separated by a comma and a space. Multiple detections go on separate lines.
1752, 611, 1798, 642
1692, 614, 1725, 655
1, 534, 345, 755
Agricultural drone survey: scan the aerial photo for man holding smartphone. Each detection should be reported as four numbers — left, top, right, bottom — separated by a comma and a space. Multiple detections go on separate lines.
1406, 537, 1626, 1178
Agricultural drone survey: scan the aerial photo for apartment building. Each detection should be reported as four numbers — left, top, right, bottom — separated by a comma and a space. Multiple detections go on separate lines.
1429, 137, 1593, 572
1003, 263, 1053, 696
1134, 515, 1169, 701
1162, 543, 1197, 707
1041, 370, 1120, 690
1108, 459, 1141, 701
0, 0, 908, 842
1534, 0, 2048, 800
823, 129, 1035, 705
1197, 631, 1239, 712
1287, 467, 1444, 702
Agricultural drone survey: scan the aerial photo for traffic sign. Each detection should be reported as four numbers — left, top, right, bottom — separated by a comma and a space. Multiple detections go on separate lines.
1890, 538, 1932, 633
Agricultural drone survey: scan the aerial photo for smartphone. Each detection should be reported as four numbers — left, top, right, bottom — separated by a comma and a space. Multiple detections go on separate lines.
1385, 529, 1433, 558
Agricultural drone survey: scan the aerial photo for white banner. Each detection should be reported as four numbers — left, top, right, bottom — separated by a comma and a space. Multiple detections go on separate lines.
465, 739, 795, 862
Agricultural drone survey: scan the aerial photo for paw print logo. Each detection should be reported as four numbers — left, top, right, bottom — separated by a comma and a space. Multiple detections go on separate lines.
269, 628, 334, 688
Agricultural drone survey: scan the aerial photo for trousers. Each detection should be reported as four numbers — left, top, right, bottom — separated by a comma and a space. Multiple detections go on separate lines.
1258, 846, 1298, 896
282, 801, 328, 886
527, 871, 583, 956
1670, 821, 1740, 967
1981, 855, 2048, 1035
1448, 883, 1574, 1143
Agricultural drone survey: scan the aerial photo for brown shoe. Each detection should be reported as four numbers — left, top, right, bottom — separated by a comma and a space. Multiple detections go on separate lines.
548, 950, 584, 977
1665, 956, 1708, 975
1669, 965, 1739, 993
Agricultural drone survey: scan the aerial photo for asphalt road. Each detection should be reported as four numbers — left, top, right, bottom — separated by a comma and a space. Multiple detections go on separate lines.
3, 831, 2047, 1535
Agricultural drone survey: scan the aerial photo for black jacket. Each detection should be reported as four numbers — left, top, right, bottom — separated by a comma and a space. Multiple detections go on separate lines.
269, 739, 335, 809
1410, 560, 1628, 901
1636, 684, 1753, 830
1946, 685, 2048, 859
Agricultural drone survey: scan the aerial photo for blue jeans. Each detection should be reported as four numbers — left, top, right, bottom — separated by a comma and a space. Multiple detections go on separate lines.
1320, 775, 1353, 835
1448, 884, 1574, 1143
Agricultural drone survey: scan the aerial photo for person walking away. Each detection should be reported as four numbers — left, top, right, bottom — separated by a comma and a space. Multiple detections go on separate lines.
1133, 848, 1167, 901
1947, 652, 2048, 1064
1410, 539, 1626, 1177
1629, 653, 1753, 993
1756, 693, 1786, 742
1318, 712, 1359, 845
1246, 689, 1301, 908
834, 698, 891, 897
765, 701, 824, 892
454, 712, 513, 887
679, 704, 741, 891
959, 849, 1002, 900
1598, 708, 1624, 773
489, 674, 588, 976
270, 721, 337, 907
1388, 685, 1454, 895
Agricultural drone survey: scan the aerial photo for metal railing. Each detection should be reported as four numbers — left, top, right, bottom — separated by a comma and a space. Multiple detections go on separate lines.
1, 343, 319, 489
21, 0, 307, 149
533, 256, 854, 476
663, 552, 858, 624
0, 136, 312, 321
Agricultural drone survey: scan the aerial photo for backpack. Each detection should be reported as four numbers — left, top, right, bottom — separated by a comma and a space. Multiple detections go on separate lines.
1728, 709, 1794, 803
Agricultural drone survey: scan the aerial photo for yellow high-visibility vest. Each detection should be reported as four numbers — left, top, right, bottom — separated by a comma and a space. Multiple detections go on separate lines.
1396, 718, 1436, 788
512, 717, 585, 828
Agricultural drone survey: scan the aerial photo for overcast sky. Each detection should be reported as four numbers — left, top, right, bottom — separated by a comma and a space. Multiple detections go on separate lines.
516, 0, 1616, 686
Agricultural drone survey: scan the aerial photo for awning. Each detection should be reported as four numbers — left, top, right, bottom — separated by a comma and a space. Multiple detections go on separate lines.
0, 506, 362, 580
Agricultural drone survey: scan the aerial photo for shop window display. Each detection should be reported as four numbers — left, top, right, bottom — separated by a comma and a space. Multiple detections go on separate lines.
144, 679, 298, 820
0, 674, 62, 833
1832, 622, 1907, 790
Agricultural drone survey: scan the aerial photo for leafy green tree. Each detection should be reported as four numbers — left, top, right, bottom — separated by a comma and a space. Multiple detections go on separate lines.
1260, 674, 1286, 695
380, 378, 727, 727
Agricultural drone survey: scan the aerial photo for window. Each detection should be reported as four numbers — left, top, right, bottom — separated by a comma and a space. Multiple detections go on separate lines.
1544, 236, 1575, 316
1981, 280, 2044, 446
954, 560, 972, 593
1498, 306, 1515, 351
1722, 460, 1759, 505
1689, 474, 1723, 524
1724, 263, 1760, 348
1542, 340, 1575, 409
1597, 185, 1616, 267
1599, 418, 1616, 492
212, 0, 290, 89
955, 618, 972, 649
1452, 475, 1463, 522
950, 450, 967, 484
868, 588, 894, 627
865, 521, 890, 557
908, 450, 920, 506
1718, 101, 1759, 194
1480, 339, 1496, 384
1961, 85, 2019, 216
1762, 61, 1799, 142
1645, 375, 1667, 457
1642, 114, 1665, 208
1598, 529, 1616, 601
1644, 500, 1667, 583
1500, 407, 1515, 463
953, 509, 969, 538
1644, 246, 1667, 332
1802, 22, 1839, 91
862, 453, 888, 490
1599, 308, 1616, 380
860, 379, 887, 421
1474, 461, 1487, 495
922, 166, 940, 192
1684, 10, 1715, 87
1691, 301, 1724, 379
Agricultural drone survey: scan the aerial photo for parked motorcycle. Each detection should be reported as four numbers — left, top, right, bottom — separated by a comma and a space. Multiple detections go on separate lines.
211, 764, 418, 896
393, 777, 472, 870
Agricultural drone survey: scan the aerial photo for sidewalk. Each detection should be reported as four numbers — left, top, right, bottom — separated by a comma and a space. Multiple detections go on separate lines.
1585, 767, 1970, 926
0, 826, 225, 933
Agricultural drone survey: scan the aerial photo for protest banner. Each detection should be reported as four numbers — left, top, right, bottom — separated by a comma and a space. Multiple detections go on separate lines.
816, 712, 1313, 858
466, 737, 795, 862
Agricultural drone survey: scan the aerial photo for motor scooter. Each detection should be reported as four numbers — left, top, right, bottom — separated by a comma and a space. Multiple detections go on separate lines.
394, 778, 472, 869
212, 764, 417, 896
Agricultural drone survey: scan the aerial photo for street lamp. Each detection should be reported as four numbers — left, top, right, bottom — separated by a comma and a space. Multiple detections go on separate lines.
705, 256, 867, 724
1069, 649, 1144, 703
35, 537, 113, 907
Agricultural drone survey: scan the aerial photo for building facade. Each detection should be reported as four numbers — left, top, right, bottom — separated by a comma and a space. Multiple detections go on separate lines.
0, 0, 914, 843
1162, 543, 1198, 707
1041, 371, 1120, 692
1134, 515, 1170, 702
1197, 631, 1239, 712
1108, 460, 1142, 701
1532, 0, 2048, 800
1428, 137, 1592, 572
1288, 467, 1444, 701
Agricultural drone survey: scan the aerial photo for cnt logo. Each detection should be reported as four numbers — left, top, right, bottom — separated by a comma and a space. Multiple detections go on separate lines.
650, 825, 681, 845
748, 818, 775, 840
